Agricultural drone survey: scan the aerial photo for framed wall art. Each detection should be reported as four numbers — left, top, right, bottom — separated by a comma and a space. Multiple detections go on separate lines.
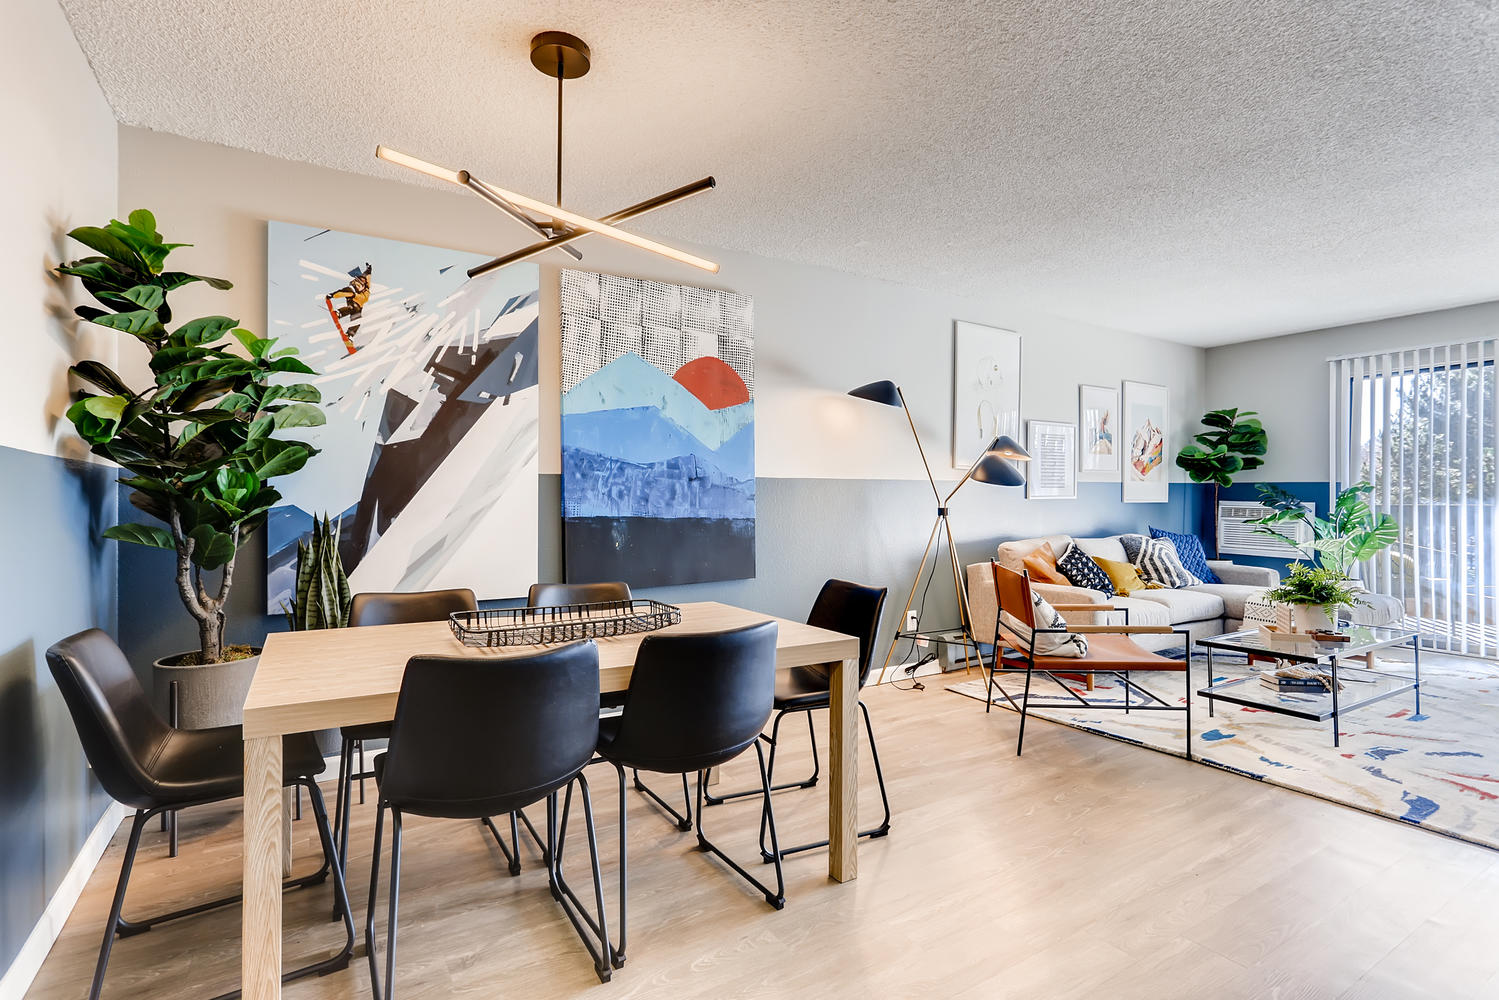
1025, 419, 1077, 499
1122, 380, 1169, 503
951, 320, 1021, 469
1078, 383, 1119, 474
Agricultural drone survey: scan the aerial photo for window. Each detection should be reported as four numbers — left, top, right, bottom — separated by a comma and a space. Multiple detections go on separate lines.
1331, 341, 1498, 656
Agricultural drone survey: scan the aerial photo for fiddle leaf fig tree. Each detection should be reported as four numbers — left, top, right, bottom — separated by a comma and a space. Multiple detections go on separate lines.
1176, 407, 1269, 557
58, 210, 324, 664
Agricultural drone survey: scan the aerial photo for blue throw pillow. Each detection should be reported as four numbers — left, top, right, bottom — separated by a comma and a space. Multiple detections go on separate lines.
1149, 526, 1221, 584
1054, 541, 1115, 597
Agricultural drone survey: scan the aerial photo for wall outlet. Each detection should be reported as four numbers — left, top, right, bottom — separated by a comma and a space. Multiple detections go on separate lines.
908, 611, 924, 646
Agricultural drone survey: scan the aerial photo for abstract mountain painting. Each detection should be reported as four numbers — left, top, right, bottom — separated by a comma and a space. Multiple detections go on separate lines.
263, 221, 540, 611
560, 270, 755, 587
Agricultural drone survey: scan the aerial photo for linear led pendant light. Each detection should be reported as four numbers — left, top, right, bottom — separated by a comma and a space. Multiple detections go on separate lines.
375, 31, 717, 278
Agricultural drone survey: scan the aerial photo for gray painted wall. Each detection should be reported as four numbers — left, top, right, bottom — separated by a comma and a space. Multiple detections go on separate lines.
1205, 300, 1499, 481
114, 128, 1210, 668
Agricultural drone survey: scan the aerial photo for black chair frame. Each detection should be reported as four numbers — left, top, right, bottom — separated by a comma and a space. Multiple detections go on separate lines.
92, 776, 353, 1000
984, 569, 1194, 757
364, 772, 613, 999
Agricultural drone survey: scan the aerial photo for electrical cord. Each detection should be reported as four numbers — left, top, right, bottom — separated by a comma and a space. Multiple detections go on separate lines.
889, 532, 945, 692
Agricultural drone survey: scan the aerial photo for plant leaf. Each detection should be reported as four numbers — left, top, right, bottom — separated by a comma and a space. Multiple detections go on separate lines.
103, 522, 176, 549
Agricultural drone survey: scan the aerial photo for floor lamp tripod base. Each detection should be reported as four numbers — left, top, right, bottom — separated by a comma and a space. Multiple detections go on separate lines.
881, 508, 984, 684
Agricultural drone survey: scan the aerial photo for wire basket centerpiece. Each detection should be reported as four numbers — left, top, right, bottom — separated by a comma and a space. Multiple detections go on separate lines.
449, 599, 683, 648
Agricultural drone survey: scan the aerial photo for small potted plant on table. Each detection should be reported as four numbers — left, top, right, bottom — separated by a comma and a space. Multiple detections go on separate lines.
1262, 564, 1367, 633
58, 210, 323, 725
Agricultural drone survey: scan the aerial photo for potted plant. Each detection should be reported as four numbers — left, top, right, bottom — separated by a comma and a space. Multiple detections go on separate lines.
282, 514, 352, 631
1251, 481, 1398, 578
1174, 408, 1268, 556
1262, 563, 1368, 632
58, 210, 323, 716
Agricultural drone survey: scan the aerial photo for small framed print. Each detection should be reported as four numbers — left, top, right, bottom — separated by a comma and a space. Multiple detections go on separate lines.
1025, 420, 1077, 500
1078, 384, 1119, 474
1122, 380, 1169, 503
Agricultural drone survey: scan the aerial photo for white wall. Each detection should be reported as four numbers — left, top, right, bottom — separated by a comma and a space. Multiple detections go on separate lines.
1, 0, 118, 460
116, 127, 1207, 486
1205, 301, 1499, 481
0, 1, 120, 992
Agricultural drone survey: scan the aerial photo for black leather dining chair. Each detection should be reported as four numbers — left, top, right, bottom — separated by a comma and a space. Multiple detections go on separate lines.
365, 642, 612, 998
703, 579, 893, 860
332, 589, 478, 886
527, 580, 632, 608
46, 629, 353, 1000
594, 621, 783, 968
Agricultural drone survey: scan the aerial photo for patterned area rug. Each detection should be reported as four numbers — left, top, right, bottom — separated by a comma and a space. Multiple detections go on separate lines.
948, 649, 1499, 850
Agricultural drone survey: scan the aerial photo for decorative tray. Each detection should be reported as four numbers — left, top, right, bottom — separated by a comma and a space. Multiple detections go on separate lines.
449, 599, 682, 648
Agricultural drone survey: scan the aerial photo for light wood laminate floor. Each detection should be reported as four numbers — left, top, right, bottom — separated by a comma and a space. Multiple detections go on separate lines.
26, 680, 1499, 1000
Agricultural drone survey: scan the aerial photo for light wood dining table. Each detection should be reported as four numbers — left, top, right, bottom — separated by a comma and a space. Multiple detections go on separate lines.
238, 600, 862, 999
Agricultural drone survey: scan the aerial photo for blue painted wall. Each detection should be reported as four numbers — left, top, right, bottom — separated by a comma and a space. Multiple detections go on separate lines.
0, 446, 116, 973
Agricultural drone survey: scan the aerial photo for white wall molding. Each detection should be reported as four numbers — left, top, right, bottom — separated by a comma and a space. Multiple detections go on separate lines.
0, 801, 126, 1000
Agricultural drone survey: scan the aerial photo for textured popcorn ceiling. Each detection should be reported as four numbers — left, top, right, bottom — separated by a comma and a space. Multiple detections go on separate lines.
60, 0, 1499, 346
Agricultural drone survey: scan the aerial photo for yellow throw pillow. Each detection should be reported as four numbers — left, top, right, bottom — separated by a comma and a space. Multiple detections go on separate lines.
1093, 556, 1155, 596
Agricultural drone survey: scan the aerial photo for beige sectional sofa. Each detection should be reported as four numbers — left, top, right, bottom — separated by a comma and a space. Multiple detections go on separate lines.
966, 533, 1281, 653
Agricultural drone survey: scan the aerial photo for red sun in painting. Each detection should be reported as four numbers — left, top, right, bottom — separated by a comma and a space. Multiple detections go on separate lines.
673, 356, 749, 410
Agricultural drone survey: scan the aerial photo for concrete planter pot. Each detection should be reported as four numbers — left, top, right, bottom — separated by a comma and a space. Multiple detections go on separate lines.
152, 649, 261, 730
1273, 602, 1336, 634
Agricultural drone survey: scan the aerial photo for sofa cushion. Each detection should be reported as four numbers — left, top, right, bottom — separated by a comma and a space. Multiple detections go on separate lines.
1183, 583, 1266, 621
996, 534, 1073, 575
1128, 587, 1225, 624
1094, 556, 1152, 596
1056, 541, 1115, 596
1073, 535, 1129, 564
1149, 526, 1222, 584
1099, 596, 1172, 628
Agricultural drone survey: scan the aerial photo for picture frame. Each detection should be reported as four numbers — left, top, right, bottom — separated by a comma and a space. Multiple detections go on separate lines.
1025, 419, 1077, 500
951, 320, 1021, 469
1078, 384, 1119, 474
1122, 380, 1170, 503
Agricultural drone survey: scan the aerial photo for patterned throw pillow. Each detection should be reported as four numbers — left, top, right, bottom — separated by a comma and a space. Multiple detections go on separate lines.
1055, 541, 1115, 597
1121, 533, 1201, 589
1149, 526, 1222, 584
999, 590, 1089, 658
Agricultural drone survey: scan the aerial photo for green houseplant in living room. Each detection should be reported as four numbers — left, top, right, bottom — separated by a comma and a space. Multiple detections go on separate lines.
1251, 481, 1399, 579
57, 210, 324, 714
1174, 408, 1268, 556
1263, 563, 1368, 633
282, 514, 351, 631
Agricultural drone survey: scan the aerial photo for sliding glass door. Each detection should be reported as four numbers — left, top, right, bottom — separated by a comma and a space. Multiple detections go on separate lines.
1331, 340, 1498, 656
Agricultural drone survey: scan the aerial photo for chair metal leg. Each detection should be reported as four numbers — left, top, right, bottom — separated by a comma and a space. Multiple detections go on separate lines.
704, 708, 822, 806
333, 736, 356, 921
692, 746, 786, 910
89, 809, 148, 1000
550, 775, 614, 982
1017, 663, 1036, 755
760, 700, 893, 860
631, 768, 694, 831
480, 813, 523, 876
612, 763, 629, 968
365, 802, 401, 1000
357, 740, 367, 805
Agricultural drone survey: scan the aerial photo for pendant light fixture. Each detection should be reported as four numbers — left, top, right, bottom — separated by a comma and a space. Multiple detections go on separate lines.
376, 31, 717, 279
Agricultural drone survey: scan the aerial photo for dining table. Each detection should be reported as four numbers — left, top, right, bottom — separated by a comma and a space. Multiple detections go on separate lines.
238, 599, 863, 998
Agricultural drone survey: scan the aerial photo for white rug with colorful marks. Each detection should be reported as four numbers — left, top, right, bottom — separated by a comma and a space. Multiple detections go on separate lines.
948, 649, 1499, 850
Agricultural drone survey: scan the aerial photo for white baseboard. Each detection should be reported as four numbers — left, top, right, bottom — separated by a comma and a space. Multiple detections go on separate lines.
0, 801, 127, 1000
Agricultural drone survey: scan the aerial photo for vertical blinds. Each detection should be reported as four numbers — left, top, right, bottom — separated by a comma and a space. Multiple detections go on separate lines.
1330, 339, 1498, 656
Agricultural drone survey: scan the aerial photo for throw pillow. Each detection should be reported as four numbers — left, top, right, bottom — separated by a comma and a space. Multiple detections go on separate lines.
999, 590, 1089, 658
1122, 534, 1201, 589
1055, 541, 1115, 597
1094, 556, 1153, 596
1021, 542, 1070, 585
1149, 526, 1222, 584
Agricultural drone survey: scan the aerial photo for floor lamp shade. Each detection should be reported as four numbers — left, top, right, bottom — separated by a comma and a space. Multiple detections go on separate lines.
971, 453, 1025, 487
847, 380, 904, 407
989, 434, 1031, 462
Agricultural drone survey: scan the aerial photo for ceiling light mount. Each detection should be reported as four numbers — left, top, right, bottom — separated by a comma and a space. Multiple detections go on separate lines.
529, 31, 591, 79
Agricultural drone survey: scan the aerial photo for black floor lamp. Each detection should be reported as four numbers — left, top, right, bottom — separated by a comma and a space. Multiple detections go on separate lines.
848, 380, 1029, 678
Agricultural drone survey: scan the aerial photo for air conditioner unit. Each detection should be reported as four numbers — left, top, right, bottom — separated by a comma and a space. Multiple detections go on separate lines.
1217, 500, 1314, 558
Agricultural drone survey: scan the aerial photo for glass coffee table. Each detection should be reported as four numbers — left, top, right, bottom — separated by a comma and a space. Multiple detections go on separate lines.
1196, 625, 1421, 747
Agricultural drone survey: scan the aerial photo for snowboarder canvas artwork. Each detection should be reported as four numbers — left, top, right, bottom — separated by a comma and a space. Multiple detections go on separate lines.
263, 221, 540, 611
